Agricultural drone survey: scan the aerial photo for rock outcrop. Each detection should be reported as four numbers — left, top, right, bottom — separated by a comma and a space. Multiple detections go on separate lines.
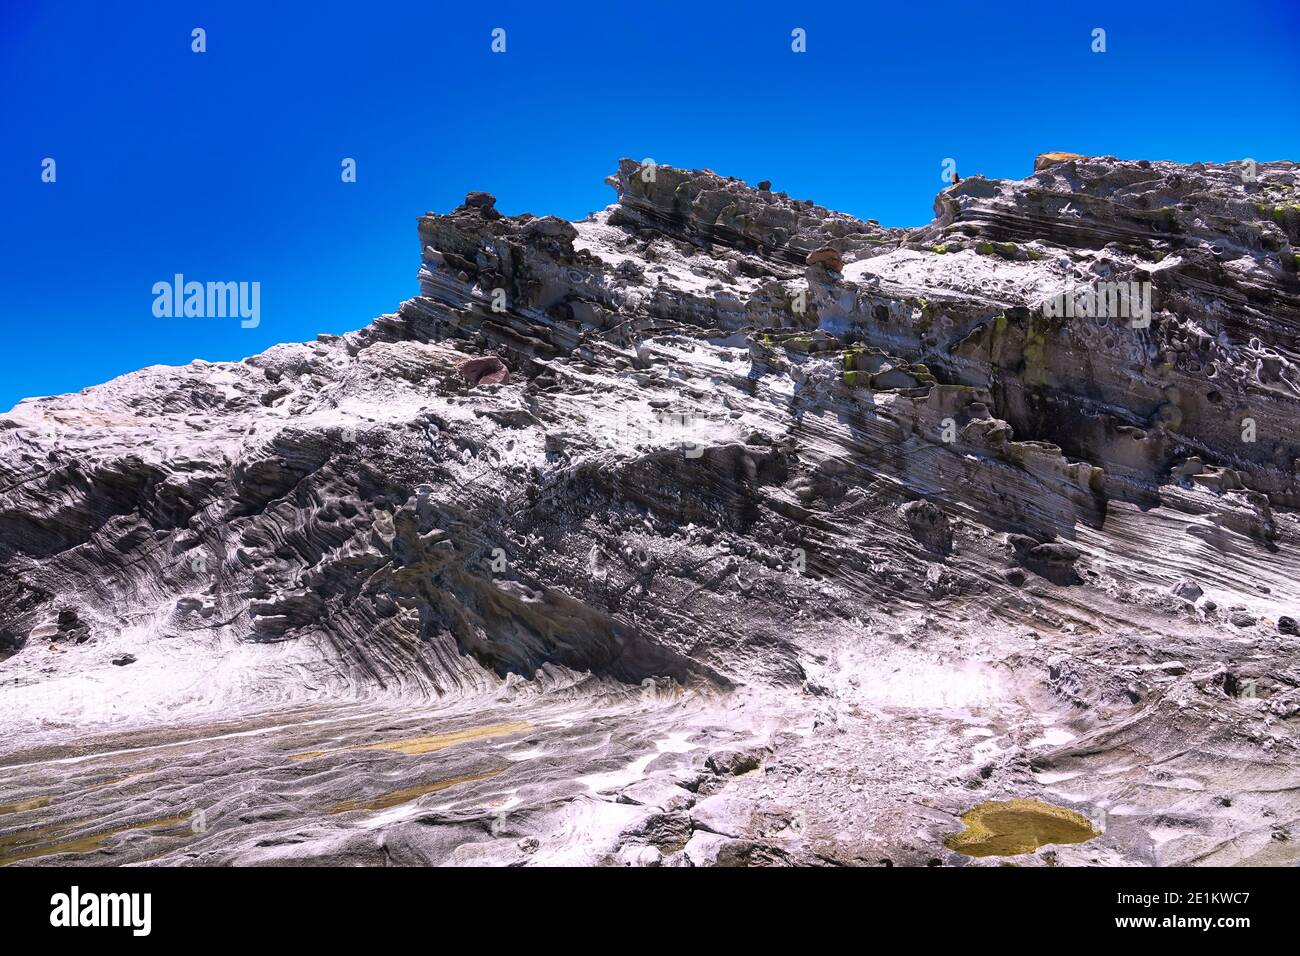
2, 154, 1299, 868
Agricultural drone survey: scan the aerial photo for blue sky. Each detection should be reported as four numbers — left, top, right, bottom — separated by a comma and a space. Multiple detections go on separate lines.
2, 0, 1297, 409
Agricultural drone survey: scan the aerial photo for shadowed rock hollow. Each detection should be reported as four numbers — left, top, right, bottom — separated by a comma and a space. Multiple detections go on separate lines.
2, 153, 1300, 867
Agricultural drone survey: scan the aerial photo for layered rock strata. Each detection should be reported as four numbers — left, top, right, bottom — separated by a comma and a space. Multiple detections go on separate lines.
2, 153, 1299, 867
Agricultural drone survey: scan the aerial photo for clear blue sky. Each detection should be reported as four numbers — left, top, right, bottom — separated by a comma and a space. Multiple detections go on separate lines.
2, 0, 1297, 410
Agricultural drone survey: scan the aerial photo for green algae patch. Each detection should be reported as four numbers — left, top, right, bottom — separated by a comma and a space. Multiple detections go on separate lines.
944, 799, 1100, 857
0, 795, 50, 816
0, 813, 191, 866
1020, 317, 1052, 388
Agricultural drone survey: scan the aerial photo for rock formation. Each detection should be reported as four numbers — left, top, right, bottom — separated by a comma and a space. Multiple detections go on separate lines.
2, 153, 1299, 867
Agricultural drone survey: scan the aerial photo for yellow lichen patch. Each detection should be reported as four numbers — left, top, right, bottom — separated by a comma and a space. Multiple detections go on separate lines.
0, 813, 191, 866
359, 721, 532, 756
1034, 151, 1088, 171
291, 721, 531, 761
944, 799, 1100, 857
0, 796, 51, 816
90, 773, 141, 791
331, 769, 504, 814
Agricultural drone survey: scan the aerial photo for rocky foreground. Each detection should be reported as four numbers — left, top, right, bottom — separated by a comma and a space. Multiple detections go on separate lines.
2, 154, 1300, 866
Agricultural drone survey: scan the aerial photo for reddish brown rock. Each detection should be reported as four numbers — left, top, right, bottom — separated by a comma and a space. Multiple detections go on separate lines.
458, 355, 509, 387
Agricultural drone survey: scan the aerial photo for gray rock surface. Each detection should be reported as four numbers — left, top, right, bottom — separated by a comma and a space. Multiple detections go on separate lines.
2, 154, 1300, 867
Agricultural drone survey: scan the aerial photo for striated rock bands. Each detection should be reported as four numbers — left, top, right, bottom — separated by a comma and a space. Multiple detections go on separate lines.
2, 154, 1300, 867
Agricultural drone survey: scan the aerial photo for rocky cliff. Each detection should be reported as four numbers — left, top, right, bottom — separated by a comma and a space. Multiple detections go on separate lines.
2, 154, 1300, 867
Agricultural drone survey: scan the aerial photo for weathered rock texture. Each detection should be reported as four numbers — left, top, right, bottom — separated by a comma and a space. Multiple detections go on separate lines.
2, 154, 1300, 867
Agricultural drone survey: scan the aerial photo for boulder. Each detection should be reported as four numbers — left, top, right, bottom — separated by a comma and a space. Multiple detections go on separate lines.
900, 499, 953, 555
460, 191, 500, 219
458, 355, 510, 387
806, 246, 844, 273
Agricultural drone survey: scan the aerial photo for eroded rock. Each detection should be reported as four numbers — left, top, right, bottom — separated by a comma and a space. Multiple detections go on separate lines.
3, 153, 1300, 869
